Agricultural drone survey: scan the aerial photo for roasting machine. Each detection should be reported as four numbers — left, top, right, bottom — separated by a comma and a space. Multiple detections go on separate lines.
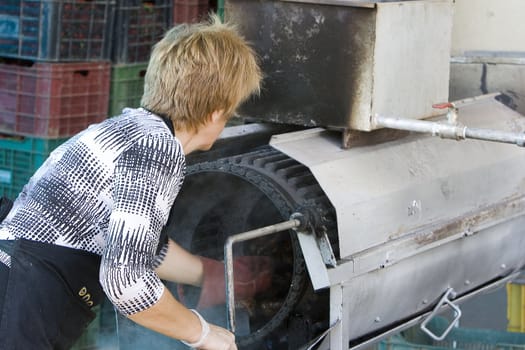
112, 1, 525, 349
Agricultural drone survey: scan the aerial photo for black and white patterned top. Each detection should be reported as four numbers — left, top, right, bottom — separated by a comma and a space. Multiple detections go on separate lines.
0, 108, 186, 315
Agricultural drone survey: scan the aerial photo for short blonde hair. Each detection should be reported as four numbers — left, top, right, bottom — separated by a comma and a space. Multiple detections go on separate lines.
141, 14, 262, 132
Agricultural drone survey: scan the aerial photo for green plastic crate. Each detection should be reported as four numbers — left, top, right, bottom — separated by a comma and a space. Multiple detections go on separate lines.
0, 135, 68, 199
108, 63, 148, 117
378, 317, 525, 350
217, 0, 224, 19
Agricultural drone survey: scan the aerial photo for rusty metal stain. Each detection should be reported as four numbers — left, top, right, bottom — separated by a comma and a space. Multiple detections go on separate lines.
414, 195, 525, 246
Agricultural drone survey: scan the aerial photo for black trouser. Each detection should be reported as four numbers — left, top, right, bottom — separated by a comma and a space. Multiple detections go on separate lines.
0, 239, 103, 350
0, 261, 8, 325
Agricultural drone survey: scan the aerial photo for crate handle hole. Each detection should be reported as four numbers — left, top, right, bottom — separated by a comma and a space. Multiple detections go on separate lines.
74, 70, 90, 77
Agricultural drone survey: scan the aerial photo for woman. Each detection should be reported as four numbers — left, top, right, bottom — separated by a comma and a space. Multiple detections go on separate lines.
0, 14, 266, 350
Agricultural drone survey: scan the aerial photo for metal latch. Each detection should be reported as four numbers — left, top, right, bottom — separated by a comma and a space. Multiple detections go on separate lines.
420, 288, 462, 341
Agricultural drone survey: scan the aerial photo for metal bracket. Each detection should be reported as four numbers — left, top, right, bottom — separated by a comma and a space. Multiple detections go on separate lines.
420, 287, 462, 341
296, 231, 331, 290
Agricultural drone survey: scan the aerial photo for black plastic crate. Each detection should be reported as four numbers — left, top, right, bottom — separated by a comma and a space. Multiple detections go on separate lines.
0, 0, 115, 62
112, 0, 172, 63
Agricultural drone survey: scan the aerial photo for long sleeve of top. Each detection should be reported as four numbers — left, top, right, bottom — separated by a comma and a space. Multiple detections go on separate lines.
0, 108, 185, 315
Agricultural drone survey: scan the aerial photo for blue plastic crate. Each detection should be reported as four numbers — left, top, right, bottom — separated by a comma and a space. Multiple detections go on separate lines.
0, 0, 115, 61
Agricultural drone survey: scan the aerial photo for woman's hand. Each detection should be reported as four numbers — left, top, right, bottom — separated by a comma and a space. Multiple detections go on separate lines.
179, 309, 236, 350
198, 324, 237, 350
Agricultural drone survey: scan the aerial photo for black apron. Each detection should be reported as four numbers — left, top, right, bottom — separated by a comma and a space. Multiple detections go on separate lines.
0, 239, 102, 350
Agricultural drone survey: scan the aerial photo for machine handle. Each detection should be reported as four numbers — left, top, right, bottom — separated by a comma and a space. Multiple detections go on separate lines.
419, 287, 462, 341
224, 214, 304, 332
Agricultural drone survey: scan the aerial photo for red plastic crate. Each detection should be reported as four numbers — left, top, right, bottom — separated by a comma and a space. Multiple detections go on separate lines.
173, 0, 209, 24
0, 59, 110, 138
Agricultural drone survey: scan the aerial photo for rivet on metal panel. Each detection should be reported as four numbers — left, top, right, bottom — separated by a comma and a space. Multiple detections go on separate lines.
463, 228, 473, 237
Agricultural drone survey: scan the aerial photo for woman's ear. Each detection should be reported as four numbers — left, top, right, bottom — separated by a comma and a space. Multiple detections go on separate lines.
210, 109, 225, 123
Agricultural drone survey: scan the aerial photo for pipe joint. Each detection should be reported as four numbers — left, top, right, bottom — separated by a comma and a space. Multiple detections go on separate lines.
434, 123, 467, 141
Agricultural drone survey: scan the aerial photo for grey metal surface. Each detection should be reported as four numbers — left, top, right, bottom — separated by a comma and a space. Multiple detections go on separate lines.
225, 0, 452, 131
316, 272, 521, 350
186, 122, 300, 165
271, 97, 525, 259
270, 97, 525, 348
333, 216, 525, 347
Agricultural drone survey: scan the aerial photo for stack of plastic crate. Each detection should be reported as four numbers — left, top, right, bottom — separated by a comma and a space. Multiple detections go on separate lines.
108, 0, 173, 118
0, 0, 113, 199
108, 0, 223, 119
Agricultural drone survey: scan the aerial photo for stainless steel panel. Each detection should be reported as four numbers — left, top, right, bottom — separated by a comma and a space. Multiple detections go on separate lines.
271, 97, 525, 258
226, 0, 452, 130
335, 215, 525, 344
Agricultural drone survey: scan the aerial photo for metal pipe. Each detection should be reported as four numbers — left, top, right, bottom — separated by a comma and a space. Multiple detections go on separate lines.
224, 216, 303, 332
374, 114, 525, 147
465, 127, 525, 146
374, 115, 466, 139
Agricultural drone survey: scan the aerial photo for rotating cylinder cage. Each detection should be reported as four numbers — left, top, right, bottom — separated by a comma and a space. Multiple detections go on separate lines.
165, 145, 338, 349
